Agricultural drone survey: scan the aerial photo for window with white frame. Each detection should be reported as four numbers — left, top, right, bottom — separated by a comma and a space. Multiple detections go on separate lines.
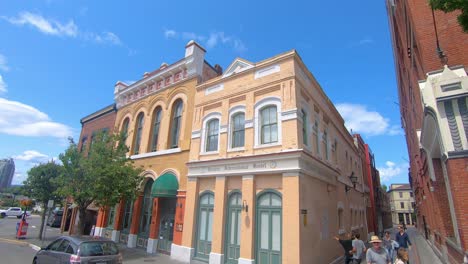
254, 97, 282, 147
169, 99, 183, 148
301, 109, 308, 146
149, 107, 162, 152
260, 106, 278, 144
231, 113, 245, 148
314, 120, 320, 154
205, 119, 220, 152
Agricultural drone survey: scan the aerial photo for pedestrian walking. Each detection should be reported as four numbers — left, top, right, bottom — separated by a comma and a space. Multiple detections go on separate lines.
366, 235, 391, 264
463, 252, 468, 264
395, 225, 411, 264
382, 231, 399, 263
394, 248, 409, 264
334, 233, 354, 264
351, 233, 366, 264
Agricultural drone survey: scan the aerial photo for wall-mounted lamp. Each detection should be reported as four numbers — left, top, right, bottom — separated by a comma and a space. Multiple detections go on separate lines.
345, 172, 358, 193
242, 200, 248, 212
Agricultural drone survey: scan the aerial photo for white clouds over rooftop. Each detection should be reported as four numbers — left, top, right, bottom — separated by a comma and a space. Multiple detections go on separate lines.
336, 103, 402, 136
0, 54, 9, 72
2, 11, 122, 46
164, 29, 246, 53
0, 97, 73, 138
378, 161, 409, 183
0, 75, 7, 93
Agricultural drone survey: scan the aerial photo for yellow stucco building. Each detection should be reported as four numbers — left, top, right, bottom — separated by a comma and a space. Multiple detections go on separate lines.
388, 184, 415, 226
172, 49, 368, 264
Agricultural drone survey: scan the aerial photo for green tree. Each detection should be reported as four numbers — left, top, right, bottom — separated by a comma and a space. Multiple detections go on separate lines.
381, 184, 388, 192
58, 132, 142, 235
430, 0, 468, 32
23, 161, 63, 239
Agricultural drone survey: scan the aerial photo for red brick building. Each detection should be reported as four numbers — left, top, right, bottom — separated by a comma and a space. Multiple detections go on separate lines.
60, 104, 117, 235
386, 0, 468, 263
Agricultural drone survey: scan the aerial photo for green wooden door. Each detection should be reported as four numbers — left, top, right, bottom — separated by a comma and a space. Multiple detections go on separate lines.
225, 192, 242, 264
256, 192, 282, 264
139, 179, 154, 238
196, 192, 214, 261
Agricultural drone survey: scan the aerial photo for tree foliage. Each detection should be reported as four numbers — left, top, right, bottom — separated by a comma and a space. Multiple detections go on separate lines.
430, 0, 468, 32
58, 132, 143, 235
381, 184, 388, 192
23, 161, 63, 239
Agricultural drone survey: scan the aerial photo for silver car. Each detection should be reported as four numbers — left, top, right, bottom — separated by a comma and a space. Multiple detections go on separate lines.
33, 236, 123, 264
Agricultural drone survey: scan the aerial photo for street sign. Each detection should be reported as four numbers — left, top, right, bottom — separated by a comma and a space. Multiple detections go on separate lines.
47, 200, 54, 208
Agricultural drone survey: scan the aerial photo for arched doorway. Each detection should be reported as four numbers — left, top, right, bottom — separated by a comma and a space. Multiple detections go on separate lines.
151, 172, 179, 254
225, 191, 242, 264
256, 190, 282, 264
195, 192, 214, 261
138, 178, 154, 247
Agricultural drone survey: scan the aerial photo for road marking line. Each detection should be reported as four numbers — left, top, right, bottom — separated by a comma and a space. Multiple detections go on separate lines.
0, 237, 28, 245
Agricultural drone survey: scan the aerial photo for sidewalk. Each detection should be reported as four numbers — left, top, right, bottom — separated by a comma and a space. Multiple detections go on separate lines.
405, 227, 443, 264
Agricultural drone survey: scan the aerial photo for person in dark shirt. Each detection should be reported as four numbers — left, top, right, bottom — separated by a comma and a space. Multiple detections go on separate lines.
334, 233, 354, 264
395, 225, 412, 264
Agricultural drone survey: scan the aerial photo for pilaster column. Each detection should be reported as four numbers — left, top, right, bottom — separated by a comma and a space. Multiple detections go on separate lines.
128, 194, 143, 248
111, 199, 125, 242
147, 197, 161, 253
239, 175, 255, 264
282, 173, 301, 264
210, 176, 227, 264
94, 207, 107, 236
173, 190, 187, 245
172, 177, 199, 263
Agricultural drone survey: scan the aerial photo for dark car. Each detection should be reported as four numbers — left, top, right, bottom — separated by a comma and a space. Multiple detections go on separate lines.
47, 210, 63, 227
33, 236, 122, 264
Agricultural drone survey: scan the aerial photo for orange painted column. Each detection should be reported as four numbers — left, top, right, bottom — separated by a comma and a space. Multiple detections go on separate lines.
149, 198, 161, 239
282, 173, 301, 264
114, 200, 125, 230
239, 175, 255, 263
60, 203, 69, 234
130, 195, 143, 234
173, 190, 186, 245
128, 194, 143, 248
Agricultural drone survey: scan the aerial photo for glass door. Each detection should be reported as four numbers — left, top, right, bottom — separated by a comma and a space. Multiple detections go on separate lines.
225, 192, 242, 264
196, 192, 214, 260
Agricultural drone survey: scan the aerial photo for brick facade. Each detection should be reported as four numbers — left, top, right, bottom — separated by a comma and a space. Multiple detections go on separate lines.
386, 0, 468, 262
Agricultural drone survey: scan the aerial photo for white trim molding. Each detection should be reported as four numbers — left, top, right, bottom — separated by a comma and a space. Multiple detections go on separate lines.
170, 244, 194, 263
130, 148, 182, 159
205, 83, 224, 95
127, 234, 137, 248
209, 252, 224, 264
254, 97, 282, 148
254, 64, 280, 79
147, 238, 158, 253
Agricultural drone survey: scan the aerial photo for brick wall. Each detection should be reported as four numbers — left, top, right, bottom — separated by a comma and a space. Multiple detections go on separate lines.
78, 111, 117, 152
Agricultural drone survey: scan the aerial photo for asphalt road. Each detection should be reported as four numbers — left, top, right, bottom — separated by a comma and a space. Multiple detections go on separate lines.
0, 238, 37, 264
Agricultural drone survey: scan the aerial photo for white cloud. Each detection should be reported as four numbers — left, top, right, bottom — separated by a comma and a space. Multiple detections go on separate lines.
3, 11, 123, 46
0, 75, 7, 93
378, 161, 409, 182
358, 37, 374, 45
164, 29, 246, 52
336, 103, 399, 136
12, 172, 26, 185
3, 11, 78, 37
0, 97, 73, 138
164, 29, 177, 39
0, 54, 9, 71
14, 150, 50, 164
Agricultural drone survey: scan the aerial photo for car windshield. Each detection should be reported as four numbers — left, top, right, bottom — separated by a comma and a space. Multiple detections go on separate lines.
79, 241, 119, 257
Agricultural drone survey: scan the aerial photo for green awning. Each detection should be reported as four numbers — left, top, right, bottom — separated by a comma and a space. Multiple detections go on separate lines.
151, 173, 179, 198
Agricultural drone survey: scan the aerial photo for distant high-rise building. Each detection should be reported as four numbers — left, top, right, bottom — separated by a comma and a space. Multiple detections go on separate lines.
0, 158, 15, 190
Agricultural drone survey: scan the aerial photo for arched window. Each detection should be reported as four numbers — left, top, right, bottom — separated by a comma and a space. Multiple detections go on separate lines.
205, 119, 219, 152
133, 112, 144, 155
260, 106, 278, 144
139, 179, 154, 236
301, 109, 308, 146
149, 107, 162, 152
231, 113, 245, 148
170, 100, 183, 148
122, 117, 130, 140
121, 199, 133, 233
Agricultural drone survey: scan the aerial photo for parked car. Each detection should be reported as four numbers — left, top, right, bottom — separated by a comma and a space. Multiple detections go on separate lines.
47, 210, 63, 227
33, 236, 122, 264
0, 207, 31, 218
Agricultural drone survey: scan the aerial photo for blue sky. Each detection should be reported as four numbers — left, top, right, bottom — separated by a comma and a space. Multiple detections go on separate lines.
0, 0, 409, 186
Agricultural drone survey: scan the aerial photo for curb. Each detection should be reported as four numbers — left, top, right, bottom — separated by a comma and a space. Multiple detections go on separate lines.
29, 243, 41, 251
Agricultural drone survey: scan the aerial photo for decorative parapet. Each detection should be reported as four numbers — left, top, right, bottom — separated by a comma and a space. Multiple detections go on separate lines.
114, 40, 206, 109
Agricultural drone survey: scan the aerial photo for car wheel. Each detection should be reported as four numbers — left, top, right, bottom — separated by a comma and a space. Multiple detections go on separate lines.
32, 257, 37, 264
17, 215, 22, 219
0, 213, 5, 218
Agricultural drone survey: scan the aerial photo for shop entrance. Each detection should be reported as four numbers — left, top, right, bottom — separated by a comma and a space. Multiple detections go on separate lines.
157, 198, 176, 254
225, 192, 242, 264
